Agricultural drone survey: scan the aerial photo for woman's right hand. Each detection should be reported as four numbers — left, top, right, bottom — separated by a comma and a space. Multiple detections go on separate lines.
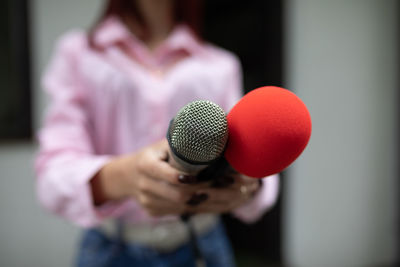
91, 139, 207, 216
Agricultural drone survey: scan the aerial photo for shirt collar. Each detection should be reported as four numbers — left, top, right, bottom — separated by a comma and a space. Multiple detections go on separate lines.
92, 16, 203, 56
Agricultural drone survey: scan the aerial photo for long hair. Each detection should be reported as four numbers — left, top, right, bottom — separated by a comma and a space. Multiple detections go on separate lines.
88, 0, 203, 48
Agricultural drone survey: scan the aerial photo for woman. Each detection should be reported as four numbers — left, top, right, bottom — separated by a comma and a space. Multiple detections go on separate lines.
35, 0, 279, 266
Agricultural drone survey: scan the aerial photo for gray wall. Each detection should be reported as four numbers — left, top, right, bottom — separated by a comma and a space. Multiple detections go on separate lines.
0, 143, 79, 267
0, 0, 398, 266
32, 0, 103, 125
0, 1, 102, 267
284, 0, 399, 266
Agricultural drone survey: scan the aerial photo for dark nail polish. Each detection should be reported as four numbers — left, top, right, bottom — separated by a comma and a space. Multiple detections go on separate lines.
178, 174, 197, 184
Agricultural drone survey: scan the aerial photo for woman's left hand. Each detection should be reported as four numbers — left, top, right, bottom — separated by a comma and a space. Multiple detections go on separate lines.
186, 174, 261, 214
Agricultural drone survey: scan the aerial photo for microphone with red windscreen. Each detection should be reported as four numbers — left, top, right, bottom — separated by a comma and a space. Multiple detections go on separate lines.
225, 86, 312, 178
197, 86, 312, 181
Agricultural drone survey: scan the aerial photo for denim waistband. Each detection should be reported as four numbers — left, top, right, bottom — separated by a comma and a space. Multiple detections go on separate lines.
97, 214, 218, 252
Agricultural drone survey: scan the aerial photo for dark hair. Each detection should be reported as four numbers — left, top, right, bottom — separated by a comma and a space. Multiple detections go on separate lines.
88, 0, 203, 48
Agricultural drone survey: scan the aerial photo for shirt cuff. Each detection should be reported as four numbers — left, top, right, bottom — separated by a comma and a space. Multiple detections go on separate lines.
37, 154, 130, 228
75, 155, 133, 227
231, 174, 280, 223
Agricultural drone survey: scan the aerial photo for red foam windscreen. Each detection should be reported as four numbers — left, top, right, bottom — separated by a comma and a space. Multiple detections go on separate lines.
225, 86, 312, 178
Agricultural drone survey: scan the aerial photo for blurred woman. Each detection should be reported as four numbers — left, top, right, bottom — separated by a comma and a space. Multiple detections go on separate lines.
35, 0, 279, 266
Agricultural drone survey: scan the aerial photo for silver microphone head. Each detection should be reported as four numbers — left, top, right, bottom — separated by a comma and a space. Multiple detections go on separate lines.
167, 100, 228, 164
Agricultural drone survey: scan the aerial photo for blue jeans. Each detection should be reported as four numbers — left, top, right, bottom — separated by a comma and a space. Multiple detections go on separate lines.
76, 221, 235, 267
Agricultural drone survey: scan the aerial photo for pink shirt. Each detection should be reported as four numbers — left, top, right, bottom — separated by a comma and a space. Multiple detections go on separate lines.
35, 17, 279, 227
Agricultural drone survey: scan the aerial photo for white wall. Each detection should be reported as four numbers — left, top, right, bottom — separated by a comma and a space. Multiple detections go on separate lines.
0, 1, 102, 267
284, 0, 398, 266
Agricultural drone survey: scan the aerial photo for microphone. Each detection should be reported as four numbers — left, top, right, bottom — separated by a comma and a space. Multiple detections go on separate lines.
166, 100, 229, 267
197, 86, 312, 180
168, 87, 310, 267
166, 100, 228, 175
225, 86, 312, 178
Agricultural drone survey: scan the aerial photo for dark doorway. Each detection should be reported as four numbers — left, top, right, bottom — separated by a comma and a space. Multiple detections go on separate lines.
203, 0, 284, 265
0, 0, 32, 140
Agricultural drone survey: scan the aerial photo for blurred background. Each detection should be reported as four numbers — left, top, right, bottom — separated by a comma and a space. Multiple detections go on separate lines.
0, 0, 398, 266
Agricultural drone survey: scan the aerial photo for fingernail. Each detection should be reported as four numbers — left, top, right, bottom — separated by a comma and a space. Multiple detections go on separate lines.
178, 174, 197, 184
186, 193, 208, 206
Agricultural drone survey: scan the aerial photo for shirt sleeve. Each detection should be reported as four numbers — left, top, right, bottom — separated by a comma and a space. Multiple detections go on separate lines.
232, 174, 280, 223
34, 32, 127, 227
219, 53, 243, 113
220, 53, 281, 223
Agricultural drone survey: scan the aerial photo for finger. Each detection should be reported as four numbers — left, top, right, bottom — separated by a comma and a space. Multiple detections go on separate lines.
204, 188, 240, 204
229, 176, 261, 192
196, 185, 257, 205
137, 175, 193, 204
240, 176, 260, 186
137, 192, 186, 216
186, 201, 234, 214
144, 151, 213, 189
134, 139, 182, 185
140, 155, 183, 185
210, 174, 254, 189
186, 190, 256, 214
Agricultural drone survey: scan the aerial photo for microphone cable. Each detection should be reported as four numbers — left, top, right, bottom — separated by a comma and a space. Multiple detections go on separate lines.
181, 157, 236, 267
181, 213, 206, 267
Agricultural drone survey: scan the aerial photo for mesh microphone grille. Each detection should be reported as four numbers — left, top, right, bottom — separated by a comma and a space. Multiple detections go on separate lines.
168, 100, 228, 164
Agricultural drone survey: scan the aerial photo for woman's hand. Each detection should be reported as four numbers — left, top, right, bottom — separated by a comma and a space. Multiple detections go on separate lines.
186, 174, 261, 214
91, 139, 208, 216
